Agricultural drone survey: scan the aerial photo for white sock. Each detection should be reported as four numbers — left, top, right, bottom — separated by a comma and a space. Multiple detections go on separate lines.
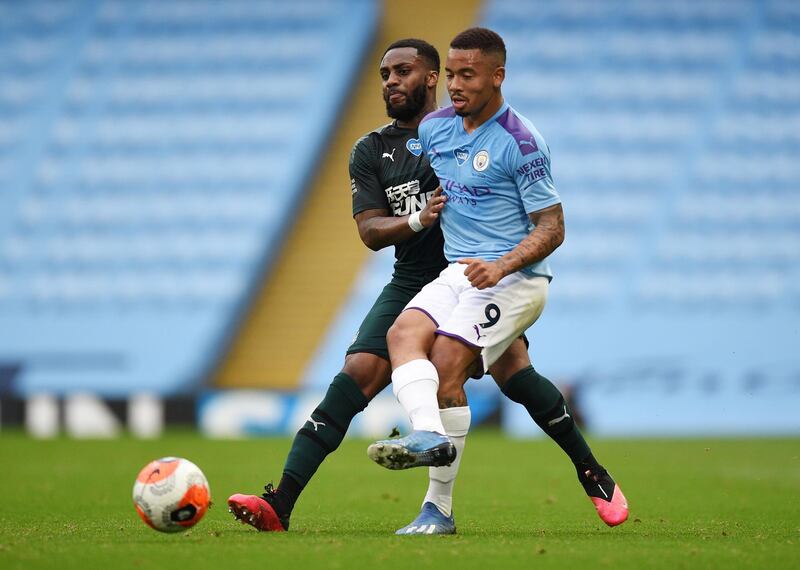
392, 359, 446, 434
423, 406, 471, 517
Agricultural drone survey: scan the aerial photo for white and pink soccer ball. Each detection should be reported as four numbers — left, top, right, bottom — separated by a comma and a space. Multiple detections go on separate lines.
132, 457, 211, 533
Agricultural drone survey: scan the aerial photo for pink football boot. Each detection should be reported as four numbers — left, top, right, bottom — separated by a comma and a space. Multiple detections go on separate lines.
228, 484, 289, 532
578, 465, 629, 527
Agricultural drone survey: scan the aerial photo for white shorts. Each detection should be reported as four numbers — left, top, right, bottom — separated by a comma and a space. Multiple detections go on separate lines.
405, 263, 549, 372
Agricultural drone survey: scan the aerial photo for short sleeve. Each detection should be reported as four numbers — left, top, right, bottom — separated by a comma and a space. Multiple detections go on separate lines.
506, 141, 561, 214
350, 134, 389, 216
417, 120, 431, 155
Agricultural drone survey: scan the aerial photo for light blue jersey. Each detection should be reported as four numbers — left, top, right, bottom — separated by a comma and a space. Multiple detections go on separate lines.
418, 102, 560, 279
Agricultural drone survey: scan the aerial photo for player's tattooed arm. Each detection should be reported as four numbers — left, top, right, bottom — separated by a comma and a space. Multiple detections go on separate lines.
459, 203, 564, 289
501, 202, 564, 273
354, 188, 446, 250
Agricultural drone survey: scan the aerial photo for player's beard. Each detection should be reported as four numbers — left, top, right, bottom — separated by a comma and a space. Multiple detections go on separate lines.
385, 82, 427, 122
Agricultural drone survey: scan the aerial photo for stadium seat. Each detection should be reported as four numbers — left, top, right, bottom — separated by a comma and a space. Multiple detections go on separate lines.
0, 0, 378, 396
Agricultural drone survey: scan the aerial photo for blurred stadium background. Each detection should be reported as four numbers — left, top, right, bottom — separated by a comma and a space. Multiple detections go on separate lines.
1, 0, 798, 440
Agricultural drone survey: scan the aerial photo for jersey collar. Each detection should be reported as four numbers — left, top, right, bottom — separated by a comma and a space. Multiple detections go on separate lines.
457, 101, 510, 137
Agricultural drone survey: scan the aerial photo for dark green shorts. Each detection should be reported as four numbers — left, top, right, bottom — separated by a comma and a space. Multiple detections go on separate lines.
346, 276, 432, 361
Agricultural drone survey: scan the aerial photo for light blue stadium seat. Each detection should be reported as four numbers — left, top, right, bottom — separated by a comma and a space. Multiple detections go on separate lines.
0, 0, 378, 396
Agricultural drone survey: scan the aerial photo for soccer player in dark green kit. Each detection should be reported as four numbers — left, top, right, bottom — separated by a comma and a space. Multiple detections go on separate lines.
228, 38, 625, 535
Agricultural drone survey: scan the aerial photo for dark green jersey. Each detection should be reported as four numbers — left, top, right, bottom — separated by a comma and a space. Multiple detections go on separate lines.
350, 122, 447, 278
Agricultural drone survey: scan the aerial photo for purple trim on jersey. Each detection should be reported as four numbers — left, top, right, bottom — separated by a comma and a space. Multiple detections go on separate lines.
420, 105, 456, 125
434, 330, 482, 350
404, 306, 439, 327
497, 108, 539, 156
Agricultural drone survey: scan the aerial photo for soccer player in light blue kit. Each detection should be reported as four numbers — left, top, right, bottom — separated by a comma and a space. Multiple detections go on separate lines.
368, 28, 629, 528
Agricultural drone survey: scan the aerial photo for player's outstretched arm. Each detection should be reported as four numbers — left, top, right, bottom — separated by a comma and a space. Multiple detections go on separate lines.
459, 203, 564, 289
354, 187, 446, 251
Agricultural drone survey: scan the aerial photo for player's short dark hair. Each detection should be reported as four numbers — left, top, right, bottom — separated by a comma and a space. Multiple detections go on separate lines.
450, 27, 506, 65
382, 38, 440, 72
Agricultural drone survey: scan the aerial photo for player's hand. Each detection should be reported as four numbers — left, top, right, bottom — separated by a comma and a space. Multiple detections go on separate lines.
420, 186, 446, 228
458, 258, 507, 289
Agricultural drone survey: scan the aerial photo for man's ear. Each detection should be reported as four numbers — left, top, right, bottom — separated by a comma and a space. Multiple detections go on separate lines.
493, 66, 505, 89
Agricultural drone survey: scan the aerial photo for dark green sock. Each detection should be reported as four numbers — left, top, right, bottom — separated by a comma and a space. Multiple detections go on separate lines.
501, 366, 592, 464
279, 373, 369, 510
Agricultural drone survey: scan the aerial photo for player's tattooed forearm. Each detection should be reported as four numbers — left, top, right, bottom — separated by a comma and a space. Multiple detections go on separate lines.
517, 223, 562, 261
504, 207, 564, 272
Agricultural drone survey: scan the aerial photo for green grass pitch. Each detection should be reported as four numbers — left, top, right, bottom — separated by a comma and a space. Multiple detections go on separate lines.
1, 430, 798, 569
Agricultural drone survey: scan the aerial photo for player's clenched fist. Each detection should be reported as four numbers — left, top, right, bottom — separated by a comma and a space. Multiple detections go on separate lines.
420, 186, 446, 227
457, 257, 507, 289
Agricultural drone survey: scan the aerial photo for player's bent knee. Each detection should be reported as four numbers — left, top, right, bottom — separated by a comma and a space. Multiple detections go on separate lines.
489, 341, 532, 387
342, 353, 391, 399
387, 311, 434, 353
490, 358, 530, 387
385, 321, 405, 347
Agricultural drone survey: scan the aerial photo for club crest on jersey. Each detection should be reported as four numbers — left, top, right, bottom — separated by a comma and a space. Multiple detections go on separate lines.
473, 150, 490, 172
454, 147, 470, 166
406, 138, 423, 157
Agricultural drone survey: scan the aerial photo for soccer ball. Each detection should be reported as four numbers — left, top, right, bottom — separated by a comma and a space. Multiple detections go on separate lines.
132, 457, 211, 532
